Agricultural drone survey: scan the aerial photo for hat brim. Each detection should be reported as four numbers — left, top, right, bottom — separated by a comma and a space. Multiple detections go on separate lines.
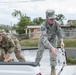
48, 15, 56, 19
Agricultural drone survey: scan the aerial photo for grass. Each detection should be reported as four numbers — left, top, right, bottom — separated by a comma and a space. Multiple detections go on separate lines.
19, 39, 38, 47
67, 57, 76, 64
64, 39, 76, 48
20, 39, 76, 48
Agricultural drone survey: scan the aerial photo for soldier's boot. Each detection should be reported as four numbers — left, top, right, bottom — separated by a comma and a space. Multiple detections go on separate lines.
50, 66, 56, 75
35, 58, 40, 66
35, 61, 40, 66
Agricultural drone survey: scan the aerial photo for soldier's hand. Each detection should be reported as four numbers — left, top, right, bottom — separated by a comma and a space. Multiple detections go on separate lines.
3, 54, 9, 59
61, 41, 65, 48
4, 57, 14, 62
3, 54, 14, 62
51, 47, 57, 56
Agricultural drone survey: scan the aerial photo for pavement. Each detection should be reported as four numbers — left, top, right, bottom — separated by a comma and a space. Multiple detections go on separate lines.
65, 48, 76, 58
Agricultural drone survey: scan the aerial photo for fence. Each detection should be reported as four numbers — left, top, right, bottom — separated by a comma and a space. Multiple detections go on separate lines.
13, 31, 76, 40
63, 32, 76, 39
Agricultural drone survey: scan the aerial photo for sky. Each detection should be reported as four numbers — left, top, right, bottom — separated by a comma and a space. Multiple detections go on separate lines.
0, 0, 76, 25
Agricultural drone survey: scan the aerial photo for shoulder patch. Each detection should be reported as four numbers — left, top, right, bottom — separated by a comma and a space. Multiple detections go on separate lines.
41, 27, 45, 31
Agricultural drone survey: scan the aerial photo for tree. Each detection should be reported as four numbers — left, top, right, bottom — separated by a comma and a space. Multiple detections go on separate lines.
12, 9, 22, 19
32, 17, 45, 25
67, 20, 76, 26
12, 10, 31, 34
56, 14, 66, 25
17, 16, 31, 34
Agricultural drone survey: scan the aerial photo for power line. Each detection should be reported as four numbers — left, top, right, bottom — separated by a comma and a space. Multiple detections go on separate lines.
0, 0, 45, 3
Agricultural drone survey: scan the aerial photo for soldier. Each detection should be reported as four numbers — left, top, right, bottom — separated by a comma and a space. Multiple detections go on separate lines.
35, 9, 64, 75
0, 30, 26, 62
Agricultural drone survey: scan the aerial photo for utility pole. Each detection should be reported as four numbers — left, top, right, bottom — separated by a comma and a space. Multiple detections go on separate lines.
11, 22, 12, 34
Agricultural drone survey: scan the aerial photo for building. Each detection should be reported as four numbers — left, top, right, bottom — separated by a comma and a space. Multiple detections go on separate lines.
26, 26, 40, 39
67, 20, 76, 25
61, 25, 76, 39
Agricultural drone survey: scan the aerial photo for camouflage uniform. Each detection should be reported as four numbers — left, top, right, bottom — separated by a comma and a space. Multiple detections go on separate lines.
0, 33, 25, 62
35, 20, 63, 66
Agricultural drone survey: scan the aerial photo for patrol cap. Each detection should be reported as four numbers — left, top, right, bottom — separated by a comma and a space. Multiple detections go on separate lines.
46, 9, 56, 19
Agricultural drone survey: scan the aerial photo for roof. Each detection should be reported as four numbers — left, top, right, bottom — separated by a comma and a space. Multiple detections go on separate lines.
27, 26, 40, 29
61, 25, 76, 28
67, 20, 76, 22
27, 25, 76, 29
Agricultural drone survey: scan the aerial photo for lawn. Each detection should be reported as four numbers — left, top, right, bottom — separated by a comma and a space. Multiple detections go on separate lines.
19, 39, 76, 48
19, 39, 38, 47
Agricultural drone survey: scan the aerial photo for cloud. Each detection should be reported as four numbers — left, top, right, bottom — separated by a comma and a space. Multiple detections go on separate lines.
0, 0, 76, 25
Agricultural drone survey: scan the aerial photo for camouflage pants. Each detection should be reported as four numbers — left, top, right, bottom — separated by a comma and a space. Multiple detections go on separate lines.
0, 48, 5, 61
35, 40, 57, 66
8, 45, 25, 62
0, 45, 25, 62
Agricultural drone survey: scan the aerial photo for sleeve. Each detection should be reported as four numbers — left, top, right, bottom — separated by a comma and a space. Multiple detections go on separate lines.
56, 23, 63, 41
40, 24, 53, 49
2, 34, 15, 54
6, 35, 16, 52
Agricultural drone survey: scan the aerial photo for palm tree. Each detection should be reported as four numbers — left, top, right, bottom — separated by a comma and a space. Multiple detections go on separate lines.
12, 9, 22, 19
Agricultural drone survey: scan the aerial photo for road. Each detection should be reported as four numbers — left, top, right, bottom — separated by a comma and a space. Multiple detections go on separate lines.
65, 48, 76, 58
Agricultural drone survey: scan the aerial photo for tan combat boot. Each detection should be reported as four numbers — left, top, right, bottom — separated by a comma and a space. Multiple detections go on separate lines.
51, 66, 56, 75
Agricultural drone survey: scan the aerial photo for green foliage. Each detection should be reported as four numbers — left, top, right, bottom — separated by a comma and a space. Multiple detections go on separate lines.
58, 39, 76, 48
0, 25, 10, 32
12, 10, 31, 34
12, 9, 21, 19
71, 22, 76, 26
67, 57, 76, 64
56, 14, 66, 25
68, 21, 76, 26
20, 39, 76, 48
19, 39, 38, 47
64, 39, 76, 48
32, 17, 45, 25
12, 10, 45, 34
16, 16, 31, 34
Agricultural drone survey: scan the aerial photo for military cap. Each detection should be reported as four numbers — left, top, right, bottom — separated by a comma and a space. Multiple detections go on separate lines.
46, 9, 56, 19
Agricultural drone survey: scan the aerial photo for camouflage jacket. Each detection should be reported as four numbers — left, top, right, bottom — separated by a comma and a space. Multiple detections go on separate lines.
39, 20, 63, 49
0, 33, 19, 50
